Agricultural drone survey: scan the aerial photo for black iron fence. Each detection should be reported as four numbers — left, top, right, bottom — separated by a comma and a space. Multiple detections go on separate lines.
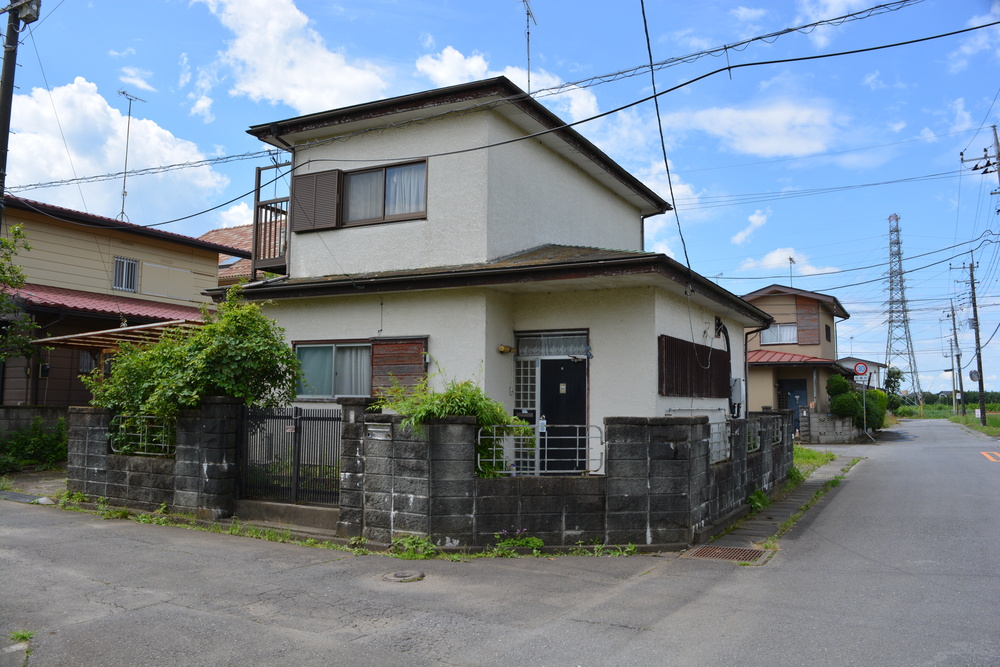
240, 406, 342, 505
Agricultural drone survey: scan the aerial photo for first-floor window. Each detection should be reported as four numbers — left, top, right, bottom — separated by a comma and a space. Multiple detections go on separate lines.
296, 343, 372, 398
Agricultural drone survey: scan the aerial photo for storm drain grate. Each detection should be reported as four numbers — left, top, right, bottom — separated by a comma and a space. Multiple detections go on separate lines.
683, 545, 770, 564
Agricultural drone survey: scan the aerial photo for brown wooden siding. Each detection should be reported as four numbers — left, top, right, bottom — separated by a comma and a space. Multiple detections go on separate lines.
796, 296, 820, 345
371, 337, 428, 395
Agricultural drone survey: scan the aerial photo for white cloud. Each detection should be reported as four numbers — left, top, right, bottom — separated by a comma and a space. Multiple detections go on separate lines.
193, 0, 388, 115
862, 71, 885, 91
739, 247, 837, 275
731, 208, 771, 245
731, 6, 766, 22
178, 53, 191, 88
108, 48, 136, 58
949, 98, 973, 133
219, 202, 252, 228
670, 28, 713, 51
795, 0, 870, 48
7, 77, 228, 223
415, 46, 489, 87
662, 101, 842, 157
189, 95, 215, 123
119, 67, 156, 92
949, 4, 1000, 73
919, 127, 936, 141
889, 121, 906, 132
420, 32, 436, 50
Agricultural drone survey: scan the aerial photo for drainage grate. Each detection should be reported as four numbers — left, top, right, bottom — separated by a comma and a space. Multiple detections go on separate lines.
684, 545, 769, 563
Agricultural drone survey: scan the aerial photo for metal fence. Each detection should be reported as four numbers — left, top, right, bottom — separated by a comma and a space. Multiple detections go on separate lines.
477, 424, 603, 476
108, 415, 175, 457
240, 406, 342, 505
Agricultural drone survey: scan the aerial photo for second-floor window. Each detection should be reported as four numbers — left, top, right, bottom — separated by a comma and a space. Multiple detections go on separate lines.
113, 256, 139, 292
761, 323, 797, 345
345, 162, 426, 224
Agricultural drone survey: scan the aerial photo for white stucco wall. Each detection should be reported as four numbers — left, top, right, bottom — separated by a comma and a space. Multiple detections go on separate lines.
287, 108, 647, 281
484, 115, 645, 257
653, 290, 745, 421
289, 113, 491, 278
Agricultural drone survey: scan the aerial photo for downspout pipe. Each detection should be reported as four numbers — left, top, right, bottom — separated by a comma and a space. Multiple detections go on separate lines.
743, 325, 769, 420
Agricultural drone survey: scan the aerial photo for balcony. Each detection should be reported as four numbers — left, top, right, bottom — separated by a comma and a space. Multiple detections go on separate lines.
251, 162, 289, 277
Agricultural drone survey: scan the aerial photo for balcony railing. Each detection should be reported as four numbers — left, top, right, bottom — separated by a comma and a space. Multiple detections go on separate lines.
251, 162, 290, 276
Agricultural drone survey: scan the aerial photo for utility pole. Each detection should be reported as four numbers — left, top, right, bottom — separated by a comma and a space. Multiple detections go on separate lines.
0, 0, 40, 217
968, 255, 987, 425
960, 124, 1000, 198
949, 300, 966, 416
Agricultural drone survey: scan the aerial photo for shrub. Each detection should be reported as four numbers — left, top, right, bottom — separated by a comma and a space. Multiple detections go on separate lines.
0, 417, 67, 472
830, 391, 862, 420
83, 286, 300, 426
371, 373, 528, 477
827, 374, 852, 398
861, 389, 887, 430
895, 405, 916, 417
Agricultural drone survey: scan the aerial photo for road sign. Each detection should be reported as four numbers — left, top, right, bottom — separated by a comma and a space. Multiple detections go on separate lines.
853, 362, 868, 375
971, 370, 981, 382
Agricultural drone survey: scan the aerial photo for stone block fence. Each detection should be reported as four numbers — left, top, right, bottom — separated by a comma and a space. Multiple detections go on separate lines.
65, 396, 793, 549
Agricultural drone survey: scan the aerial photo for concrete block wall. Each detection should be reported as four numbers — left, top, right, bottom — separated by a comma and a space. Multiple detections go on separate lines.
66, 398, 242, 518
0, 405, 67, 438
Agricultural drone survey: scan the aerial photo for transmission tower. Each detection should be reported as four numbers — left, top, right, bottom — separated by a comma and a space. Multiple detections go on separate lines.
884, 213, 923, 404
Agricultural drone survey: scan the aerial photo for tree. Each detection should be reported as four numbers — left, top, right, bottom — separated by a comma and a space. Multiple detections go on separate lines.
884, 367, 903, 396
83, 285, 301, 423
0, 224, 35, 361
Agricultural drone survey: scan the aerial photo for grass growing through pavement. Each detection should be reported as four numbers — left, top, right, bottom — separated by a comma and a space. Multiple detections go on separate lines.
949, 414, 1000, 438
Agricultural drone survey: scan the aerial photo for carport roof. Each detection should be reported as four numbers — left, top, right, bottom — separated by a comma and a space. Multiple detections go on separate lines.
31, 319, 203, 352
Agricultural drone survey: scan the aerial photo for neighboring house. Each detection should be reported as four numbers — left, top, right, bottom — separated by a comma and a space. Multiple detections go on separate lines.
227, 76, 772, 472
742, 285, 853, 424
198, 224, 253, 287
1, 196, 250, 406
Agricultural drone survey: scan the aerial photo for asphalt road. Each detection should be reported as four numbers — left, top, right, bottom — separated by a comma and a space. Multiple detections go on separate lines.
2, 419, 998, 666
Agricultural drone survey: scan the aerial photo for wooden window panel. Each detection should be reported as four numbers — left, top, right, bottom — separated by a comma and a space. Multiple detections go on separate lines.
290, 170, 341, 232
371, 337, 428, 395
658, 334, 730, 398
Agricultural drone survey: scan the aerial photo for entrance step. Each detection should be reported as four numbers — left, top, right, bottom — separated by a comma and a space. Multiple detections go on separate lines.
232, 499, 340, 533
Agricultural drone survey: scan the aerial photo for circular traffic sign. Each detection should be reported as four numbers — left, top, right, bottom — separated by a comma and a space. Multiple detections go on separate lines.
853, 362, 868, 375
971, 370, 981, 382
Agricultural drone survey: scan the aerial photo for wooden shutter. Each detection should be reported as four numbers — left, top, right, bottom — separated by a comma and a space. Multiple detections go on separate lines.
658, 334, 731, 398
371, 337, 428, 395
795, 296, 820, 345
290, 170, 341, 232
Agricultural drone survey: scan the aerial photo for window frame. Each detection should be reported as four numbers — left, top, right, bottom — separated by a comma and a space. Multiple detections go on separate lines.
760, 322, 798, 345
294, 341, 372, 400
343, 160, 427, 227
113, 256, 139, 292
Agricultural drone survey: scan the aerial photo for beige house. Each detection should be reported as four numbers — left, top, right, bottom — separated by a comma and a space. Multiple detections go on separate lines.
226, 77, 771, 473
742, 284, 852, 422
2, 197, 249, 406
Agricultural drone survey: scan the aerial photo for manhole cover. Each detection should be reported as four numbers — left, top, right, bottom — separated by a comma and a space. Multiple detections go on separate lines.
683, 545, 770, 564
382, 570, 425, 583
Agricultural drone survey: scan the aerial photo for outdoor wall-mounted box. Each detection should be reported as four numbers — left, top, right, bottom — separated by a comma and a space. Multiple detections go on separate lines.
366, 424, 391, 441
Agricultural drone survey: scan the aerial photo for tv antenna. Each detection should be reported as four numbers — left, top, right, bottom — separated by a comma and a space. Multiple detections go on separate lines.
522, 0, 537, 94
117, 89, 145, 222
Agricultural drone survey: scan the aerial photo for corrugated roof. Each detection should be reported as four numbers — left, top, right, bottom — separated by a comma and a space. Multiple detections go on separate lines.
748, 349, 839, 365
14, 283, 204, 321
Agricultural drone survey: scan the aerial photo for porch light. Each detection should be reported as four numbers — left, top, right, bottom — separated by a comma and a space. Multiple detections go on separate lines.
497, 344, 515, 354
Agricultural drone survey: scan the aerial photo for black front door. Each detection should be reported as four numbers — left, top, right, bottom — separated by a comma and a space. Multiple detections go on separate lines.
539, 358, 587, 472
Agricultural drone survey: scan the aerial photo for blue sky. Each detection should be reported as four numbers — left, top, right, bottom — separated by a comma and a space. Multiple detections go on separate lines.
7, 0, 1000, 395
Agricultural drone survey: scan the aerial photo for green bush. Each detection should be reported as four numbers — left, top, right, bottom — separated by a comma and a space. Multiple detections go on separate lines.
861, 389, 887, 430
826, 374, 852, 398
830, 391, 862, 420
0, 417, 68, 472
372, 373, 528, 477
896, 405, 916, 417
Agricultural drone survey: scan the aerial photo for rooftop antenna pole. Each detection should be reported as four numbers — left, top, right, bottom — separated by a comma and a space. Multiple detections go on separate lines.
522, 0, 536, 94
116, 89, 145, 222
788, 256, 795, 286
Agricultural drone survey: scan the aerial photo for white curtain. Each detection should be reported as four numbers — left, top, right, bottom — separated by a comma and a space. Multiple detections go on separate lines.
385, 163, 426, 216
335, 345, 372, 396
345, 170, 384, 222
761, 323, 797, 344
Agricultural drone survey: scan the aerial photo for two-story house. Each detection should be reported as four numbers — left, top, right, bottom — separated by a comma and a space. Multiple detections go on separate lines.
2, 196, 250, 406
229, 76, 771, 472
742, 284, 852, 425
